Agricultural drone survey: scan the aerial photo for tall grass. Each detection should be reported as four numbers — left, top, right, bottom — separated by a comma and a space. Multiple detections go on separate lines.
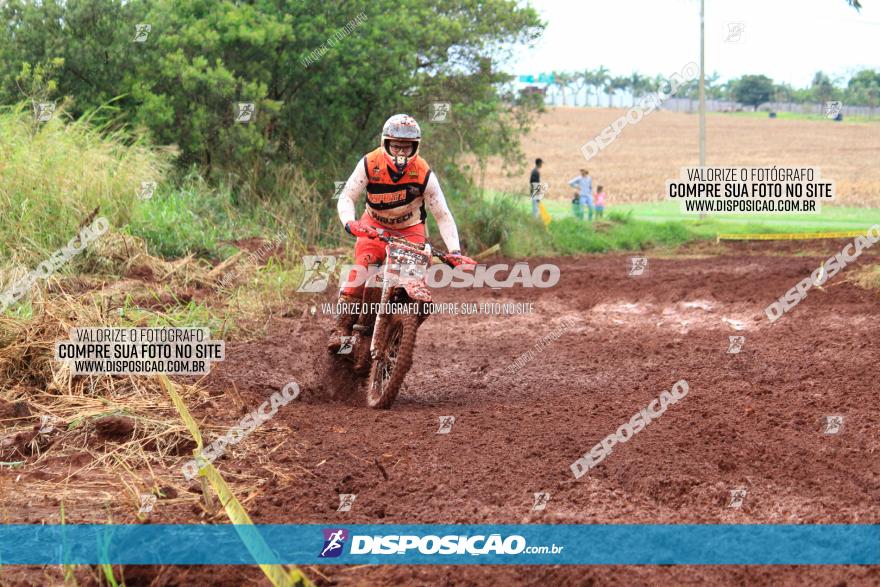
467, 193, 699, 257
233, 164, 329, 247
0, 103, 315, 266
852, 264, 880, 290
0, 102, 173, 265
452, 191, 535, 253
126, 173, 240, 259
128, 166, 320, 259
545, 214, 693, 254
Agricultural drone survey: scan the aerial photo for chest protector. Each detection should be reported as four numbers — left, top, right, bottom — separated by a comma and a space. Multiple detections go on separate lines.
362, 147, 431, 229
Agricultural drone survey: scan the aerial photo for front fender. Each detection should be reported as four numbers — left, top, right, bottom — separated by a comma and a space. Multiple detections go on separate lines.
403, 280, 432, 302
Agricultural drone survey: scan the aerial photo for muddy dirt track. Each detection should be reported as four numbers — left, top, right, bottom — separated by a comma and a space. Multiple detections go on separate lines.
6, 240, 880, 585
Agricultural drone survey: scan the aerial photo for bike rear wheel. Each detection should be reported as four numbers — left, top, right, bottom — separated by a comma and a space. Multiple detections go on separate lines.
366, 313, 419, 409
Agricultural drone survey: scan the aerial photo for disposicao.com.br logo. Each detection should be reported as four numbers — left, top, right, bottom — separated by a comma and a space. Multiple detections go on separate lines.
319, 528, 349, 558
319, 528, 563, 557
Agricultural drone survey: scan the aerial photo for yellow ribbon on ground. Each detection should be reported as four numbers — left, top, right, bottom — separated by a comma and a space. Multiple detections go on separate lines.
716, 230, 864, 242
157, 374, 313, 587
537, 201, 552, 226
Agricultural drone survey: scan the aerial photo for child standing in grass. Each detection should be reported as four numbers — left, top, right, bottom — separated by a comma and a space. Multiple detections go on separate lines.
568, 169, 593, 221
595, 185, 607, 219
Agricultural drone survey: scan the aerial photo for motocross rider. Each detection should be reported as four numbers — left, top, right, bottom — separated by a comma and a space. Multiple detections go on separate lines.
328, 114, 475, 352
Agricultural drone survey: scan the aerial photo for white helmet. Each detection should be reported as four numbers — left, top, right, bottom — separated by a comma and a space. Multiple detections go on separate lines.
381, 114, 421, 173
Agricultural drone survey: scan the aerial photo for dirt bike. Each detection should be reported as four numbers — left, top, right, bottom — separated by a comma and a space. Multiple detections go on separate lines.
334, 230, 460, 409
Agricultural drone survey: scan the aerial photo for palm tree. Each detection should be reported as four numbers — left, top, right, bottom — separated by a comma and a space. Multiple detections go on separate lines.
652, 74, 668, 96
570, 71, 586, 106
642, 75, 660, 96
579, 70, 592, 107
609, 76, 630, 108
711, 78, 732, 102
629, 72, 647, 106
592, 66, 609, 107
554, 71, 573, 106
544, 82, 560, 106
681, 74, 699, 112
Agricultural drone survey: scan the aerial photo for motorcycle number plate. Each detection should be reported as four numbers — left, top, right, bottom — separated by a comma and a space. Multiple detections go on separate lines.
388, 244, 429, 283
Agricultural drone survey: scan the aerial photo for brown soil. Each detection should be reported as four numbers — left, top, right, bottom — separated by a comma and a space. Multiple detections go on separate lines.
93, 415, 136, 440
3, 240, 880, 585
229, 236, 287, 263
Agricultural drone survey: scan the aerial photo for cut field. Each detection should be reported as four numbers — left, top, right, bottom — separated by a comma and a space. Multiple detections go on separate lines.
481, 107, 880, 207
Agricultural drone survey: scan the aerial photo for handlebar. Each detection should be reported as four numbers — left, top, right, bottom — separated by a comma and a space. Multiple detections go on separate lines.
370, 228, 450, 263
352, 225, 475, 268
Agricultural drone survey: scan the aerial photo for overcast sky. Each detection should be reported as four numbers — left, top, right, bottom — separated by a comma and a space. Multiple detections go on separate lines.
505, 0, 880, 87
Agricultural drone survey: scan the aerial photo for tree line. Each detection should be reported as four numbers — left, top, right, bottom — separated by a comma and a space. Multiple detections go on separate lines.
540, 68, 880, 111
0, 0, 544, 190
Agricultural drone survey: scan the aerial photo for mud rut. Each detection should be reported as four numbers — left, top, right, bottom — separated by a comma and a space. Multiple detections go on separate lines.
6, 241, 880, 586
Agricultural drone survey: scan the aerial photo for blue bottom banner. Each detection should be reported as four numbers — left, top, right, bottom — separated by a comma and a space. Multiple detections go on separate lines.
0, 524, 878, 565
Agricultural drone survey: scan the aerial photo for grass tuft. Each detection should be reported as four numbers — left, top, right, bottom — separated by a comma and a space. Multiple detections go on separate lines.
0, 103, 173, 266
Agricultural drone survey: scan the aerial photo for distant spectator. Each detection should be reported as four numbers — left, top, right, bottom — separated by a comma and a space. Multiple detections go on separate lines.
568, 168, 593, 221
529, 158, 543, 218
595, 185, 607, 219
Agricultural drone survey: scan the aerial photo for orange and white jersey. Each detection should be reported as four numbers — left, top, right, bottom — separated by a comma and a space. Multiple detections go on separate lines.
362, 147, 430, 228
337, 147, 461, 252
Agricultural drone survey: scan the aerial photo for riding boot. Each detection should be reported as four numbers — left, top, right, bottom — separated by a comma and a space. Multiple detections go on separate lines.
326, 294, 360, 353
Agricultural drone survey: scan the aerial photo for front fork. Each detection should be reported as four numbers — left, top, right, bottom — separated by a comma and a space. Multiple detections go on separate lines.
370, 268, 394, 360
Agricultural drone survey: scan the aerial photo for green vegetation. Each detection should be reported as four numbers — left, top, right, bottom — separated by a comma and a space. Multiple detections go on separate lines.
117, 295, 229, 332
538, 212, 693, 256
731, 75, 775, 111
465, 192, 880, 258
527, 196, 880, 238
544, 65, 879, 113
126, 174, 282, 260
0, 0, 543, 181
472, 193, 699, 257
0, 0, 547, 270
0, 104, 170, 265
609, 202, 880, 236
712, 111, 880, 122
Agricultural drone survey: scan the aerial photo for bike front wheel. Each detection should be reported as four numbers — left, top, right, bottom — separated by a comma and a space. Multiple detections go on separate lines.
366, 313, 420, 409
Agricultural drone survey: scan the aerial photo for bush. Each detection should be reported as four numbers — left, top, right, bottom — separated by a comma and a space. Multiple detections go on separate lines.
128, 169, 313, 259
